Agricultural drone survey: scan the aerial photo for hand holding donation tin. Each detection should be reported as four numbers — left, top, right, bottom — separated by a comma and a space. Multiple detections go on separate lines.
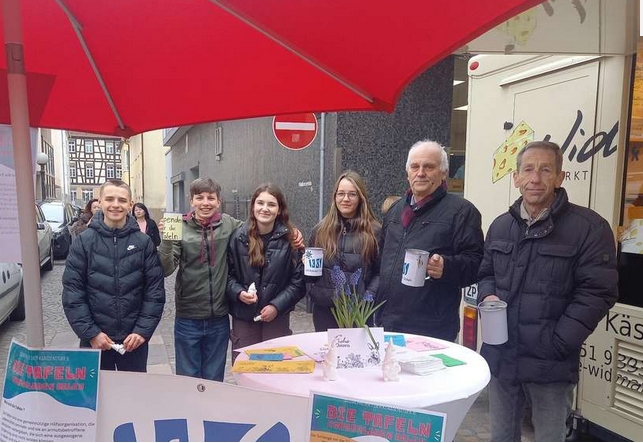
304, 247, 323, 276
161, 213, 183, 241
478, 298, 508, 345
401, 249, 430, 286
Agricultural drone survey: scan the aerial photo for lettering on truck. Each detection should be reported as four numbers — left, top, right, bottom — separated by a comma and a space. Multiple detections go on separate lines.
580, 313, 643, 394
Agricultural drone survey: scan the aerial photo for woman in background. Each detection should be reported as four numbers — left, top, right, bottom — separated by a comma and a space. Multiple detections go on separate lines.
307, 170, 381, 331
70, 198, 100, 240
227, 183, 305, 359
381, 195, 401, 216
133, 202, 161, 247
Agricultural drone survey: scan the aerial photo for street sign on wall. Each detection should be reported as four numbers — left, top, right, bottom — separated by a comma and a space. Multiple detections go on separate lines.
272, 113, 318, 150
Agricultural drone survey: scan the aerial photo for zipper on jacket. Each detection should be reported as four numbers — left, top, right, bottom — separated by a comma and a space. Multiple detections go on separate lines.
383, 222, 410, 298
114, 235, 122, 337
204, 227, 215, 317
339, 225, 347, 265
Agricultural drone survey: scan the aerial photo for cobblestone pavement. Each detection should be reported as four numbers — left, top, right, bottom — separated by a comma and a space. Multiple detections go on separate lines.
0, 260, 537, 441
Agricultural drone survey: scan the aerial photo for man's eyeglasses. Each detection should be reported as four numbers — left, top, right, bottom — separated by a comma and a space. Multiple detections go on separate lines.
336, 191, 359, 200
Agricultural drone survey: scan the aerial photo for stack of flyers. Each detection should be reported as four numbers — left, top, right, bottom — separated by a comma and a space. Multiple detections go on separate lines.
397, 354, 446, 375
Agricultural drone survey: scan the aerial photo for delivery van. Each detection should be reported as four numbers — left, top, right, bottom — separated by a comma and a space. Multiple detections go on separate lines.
459, 48, 643, 440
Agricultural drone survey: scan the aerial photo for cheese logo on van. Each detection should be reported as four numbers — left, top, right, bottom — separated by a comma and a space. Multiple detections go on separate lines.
492, 120, 534, 183
494, 9, 537, 46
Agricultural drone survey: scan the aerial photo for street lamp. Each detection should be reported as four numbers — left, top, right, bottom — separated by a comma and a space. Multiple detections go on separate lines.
36, 152, 48, 201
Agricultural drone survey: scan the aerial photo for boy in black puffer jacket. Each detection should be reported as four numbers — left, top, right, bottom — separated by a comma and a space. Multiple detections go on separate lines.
63, 179, 165, 372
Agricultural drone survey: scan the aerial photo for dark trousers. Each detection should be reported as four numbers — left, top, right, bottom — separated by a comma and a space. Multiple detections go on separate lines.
312, 305, 339, 332
80, 340, 148, 372
231, 314, 291, 362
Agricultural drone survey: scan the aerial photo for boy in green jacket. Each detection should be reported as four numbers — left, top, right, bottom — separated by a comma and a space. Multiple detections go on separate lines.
159, 178, 239, 381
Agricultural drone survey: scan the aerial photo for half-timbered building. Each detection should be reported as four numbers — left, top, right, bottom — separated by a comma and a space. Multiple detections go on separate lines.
67, 131, 123, 204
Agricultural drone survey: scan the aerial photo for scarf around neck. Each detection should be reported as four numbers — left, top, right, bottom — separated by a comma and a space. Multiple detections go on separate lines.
184, 210, 222, 266
401, 181, 448, 229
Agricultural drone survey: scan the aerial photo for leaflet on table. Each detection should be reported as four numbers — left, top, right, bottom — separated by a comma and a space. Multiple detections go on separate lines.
0, 339, 100, 442
244, 346, 305, 358
299, 342, 329, 362
383, 334, 406, 346
307, 391, 447, 442
404, 337, 447, 352
249, 353, 286, 361
431, 354, 466, 367
232, 360, 315, 374
395, 346, 466, 372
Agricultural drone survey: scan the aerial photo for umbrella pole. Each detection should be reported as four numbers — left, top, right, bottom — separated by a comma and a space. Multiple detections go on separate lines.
2, 0, 45, 347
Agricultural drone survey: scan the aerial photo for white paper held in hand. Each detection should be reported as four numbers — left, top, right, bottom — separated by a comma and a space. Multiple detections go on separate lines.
248, 282, 257, 302
110, 343, 126, 355
249, 282, 260, 321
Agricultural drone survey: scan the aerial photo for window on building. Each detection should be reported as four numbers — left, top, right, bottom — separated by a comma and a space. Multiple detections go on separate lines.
84, 140, 93, 154
82, 190, 93, 202
107, 164, 115, 179
106, 141, 114, 154
69, 165, 77, 178
86, 163, 94, 178
116, 142, 121, 155
116, 165, 122, 179
214, 126, 223, 160
68, 139, 76, 153
71, 190, 77, 201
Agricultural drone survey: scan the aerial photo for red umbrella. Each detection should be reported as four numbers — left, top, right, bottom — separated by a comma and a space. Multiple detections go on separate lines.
0, 0, 542, 346
2, 0, 543, 137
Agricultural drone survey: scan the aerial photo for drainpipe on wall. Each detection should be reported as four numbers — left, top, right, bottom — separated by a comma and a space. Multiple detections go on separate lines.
318, 112, 325, 222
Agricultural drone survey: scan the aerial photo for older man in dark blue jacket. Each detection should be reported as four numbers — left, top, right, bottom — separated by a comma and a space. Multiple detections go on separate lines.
376, 140, 484, 341
478, 141, 618, 441
63, 179, 165, 372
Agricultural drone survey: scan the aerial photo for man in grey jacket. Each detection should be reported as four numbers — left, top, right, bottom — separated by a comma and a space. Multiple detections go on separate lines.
478, 141, 618, 441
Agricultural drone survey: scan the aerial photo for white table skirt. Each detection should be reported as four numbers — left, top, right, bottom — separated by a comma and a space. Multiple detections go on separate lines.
233, 331, 490, 410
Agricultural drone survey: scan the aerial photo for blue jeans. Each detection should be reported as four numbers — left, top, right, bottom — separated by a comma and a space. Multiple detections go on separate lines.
174, 315, 230, 381
489, 375, 574, 441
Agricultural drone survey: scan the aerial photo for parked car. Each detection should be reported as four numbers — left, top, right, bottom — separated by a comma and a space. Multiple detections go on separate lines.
0, 262, 24, 324
40, 201, 76, 259
36, 203, 54, 271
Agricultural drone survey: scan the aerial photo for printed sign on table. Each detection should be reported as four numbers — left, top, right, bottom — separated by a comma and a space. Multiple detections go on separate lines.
162, 212, 183, 241
0, 339, 100, 442
308, 392, 447, 442
327, 327, 385, 369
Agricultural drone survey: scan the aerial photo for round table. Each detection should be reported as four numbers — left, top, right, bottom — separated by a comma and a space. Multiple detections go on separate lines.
233, 332, 490, 441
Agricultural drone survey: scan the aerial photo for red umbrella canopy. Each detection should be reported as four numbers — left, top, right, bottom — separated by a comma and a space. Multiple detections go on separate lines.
0, 0, 543, 138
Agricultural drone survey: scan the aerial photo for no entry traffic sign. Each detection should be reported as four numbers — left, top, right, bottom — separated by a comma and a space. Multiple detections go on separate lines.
272, 113, 318, 150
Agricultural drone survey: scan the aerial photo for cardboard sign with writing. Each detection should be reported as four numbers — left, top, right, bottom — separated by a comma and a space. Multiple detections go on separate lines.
162, 213, 183, 241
